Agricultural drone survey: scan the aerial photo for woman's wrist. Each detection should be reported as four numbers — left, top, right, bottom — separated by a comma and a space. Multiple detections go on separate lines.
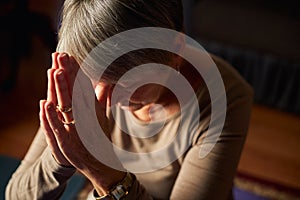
51, 153, 74, 168
93, 172, 134, 200
80, 161, 127, 196
92, 170, 127, 196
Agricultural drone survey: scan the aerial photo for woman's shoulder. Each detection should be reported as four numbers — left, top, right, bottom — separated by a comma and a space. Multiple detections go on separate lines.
183, 44, 253, 99
209, 53, 254, 99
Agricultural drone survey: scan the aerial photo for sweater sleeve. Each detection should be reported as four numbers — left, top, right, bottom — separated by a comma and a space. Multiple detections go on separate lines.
5, 127, 76, 200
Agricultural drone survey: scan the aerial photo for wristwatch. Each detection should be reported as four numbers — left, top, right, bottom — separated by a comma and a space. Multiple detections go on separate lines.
93, 172, 134, 200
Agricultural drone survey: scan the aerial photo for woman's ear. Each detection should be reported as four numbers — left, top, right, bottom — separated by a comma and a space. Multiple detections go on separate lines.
174, 32, 185, 55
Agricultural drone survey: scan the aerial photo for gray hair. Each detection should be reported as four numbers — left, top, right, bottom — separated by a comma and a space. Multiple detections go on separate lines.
57, 0, 184, 82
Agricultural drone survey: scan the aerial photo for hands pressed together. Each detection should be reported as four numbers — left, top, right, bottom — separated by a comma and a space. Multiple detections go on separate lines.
39, 52, 126, 195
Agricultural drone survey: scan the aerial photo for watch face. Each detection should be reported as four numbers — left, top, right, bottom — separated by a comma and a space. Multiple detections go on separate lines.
111, 185, 126, 199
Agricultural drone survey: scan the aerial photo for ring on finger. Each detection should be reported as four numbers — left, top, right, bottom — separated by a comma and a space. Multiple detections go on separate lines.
56, 105, 72, 113
62, 118, 75, 125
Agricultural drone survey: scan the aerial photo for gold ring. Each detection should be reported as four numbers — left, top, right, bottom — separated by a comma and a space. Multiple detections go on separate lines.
62, 119, 75, 125
56, 105, 72, 113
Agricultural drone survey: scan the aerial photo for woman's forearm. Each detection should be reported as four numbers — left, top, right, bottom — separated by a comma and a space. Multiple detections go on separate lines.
6, 148, 76, 200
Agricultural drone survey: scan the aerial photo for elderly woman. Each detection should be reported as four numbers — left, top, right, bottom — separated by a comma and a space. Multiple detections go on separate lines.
6, 0, 253, 199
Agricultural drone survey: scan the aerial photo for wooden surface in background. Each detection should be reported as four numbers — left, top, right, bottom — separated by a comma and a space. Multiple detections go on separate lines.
238, 105, 300, 189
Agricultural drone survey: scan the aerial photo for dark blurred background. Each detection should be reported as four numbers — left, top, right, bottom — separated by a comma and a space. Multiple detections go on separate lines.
184, 0, 300, 114
0, 0, 63, 128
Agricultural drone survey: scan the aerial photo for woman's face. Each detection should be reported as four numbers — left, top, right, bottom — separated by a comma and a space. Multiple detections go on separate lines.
93, 59, 178, 111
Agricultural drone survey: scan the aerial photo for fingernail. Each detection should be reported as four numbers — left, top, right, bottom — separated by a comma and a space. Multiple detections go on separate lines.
60, 53, 69, 63
46, 103, 53, 110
